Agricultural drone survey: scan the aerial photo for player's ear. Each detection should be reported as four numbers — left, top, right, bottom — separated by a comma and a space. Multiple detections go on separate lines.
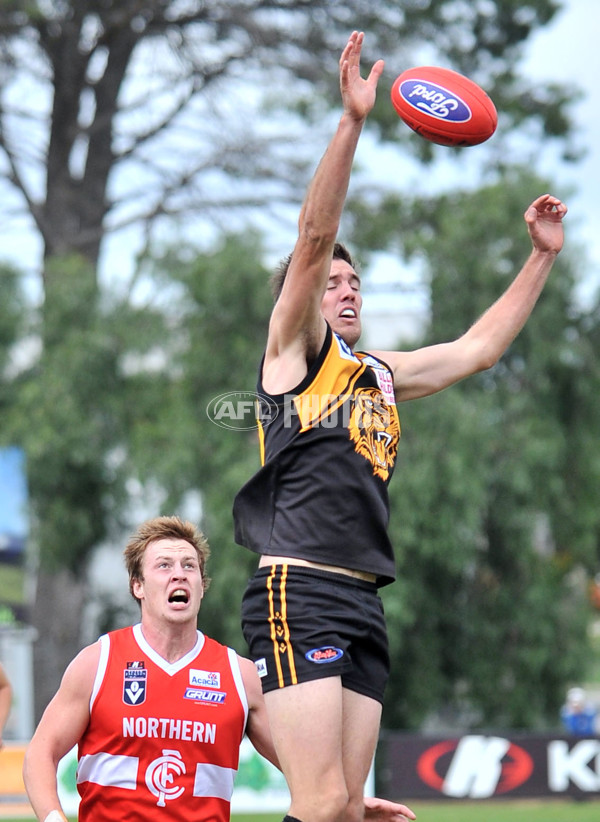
132, 577, 144, 601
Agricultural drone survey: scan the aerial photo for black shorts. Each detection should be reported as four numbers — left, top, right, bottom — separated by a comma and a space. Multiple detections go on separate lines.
241, 564, 390, 705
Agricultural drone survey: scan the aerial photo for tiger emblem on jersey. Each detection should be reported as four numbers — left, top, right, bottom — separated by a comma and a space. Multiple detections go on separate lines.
348, 387, 400, 481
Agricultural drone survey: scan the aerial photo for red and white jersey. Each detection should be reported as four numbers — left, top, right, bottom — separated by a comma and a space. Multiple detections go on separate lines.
77, 624, 248, 822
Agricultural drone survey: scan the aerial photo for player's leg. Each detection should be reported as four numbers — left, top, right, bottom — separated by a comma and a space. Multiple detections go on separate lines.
337, 576, 389, 822
265, 676, 349, 822
341, 687, 383, 822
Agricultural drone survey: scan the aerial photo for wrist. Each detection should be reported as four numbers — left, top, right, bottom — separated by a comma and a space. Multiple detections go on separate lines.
339, 110, 367, 129
531, 246, 559, 259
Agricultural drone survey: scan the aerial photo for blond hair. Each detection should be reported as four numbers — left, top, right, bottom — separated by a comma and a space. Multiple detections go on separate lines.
123, 516, 211, 599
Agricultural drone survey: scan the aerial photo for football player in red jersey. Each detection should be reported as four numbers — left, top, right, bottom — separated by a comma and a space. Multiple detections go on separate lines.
23, 516, 415, 822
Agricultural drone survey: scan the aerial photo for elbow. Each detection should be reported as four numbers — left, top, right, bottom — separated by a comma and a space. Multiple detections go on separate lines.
463, 334, 502, 374
298, 221, 337, 254
477, 351, 501, 372
298, 205, 339, 247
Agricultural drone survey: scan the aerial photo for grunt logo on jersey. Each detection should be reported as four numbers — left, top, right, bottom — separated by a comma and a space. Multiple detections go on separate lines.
417, 735, 534, 798
145, 748, 186, 807
123, 662, 147, 706
184, 687, 227, 704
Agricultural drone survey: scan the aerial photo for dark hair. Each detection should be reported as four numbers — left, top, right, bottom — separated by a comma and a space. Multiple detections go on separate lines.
123, 515, 211, 600
269, 241, 359, 302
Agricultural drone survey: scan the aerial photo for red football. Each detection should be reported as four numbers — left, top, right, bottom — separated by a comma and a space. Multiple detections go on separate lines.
391, 66, 497, 147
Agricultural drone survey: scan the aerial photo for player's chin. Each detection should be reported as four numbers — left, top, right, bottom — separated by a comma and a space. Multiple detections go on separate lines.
334, 318, 361, 347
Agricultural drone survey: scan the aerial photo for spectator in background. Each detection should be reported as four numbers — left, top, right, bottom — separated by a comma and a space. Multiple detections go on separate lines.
560, 686, 598, 736
0, 661, 12, 748
589, 573, 600, 611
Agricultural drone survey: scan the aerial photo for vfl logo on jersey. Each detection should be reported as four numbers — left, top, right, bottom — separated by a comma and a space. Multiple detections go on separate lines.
189, 669, 221, 689
305, 646, 344, 664
145, 748, 186, 807
123, 661, 147, 706
184, 687, 227, 704
417, 735, 534, 797
348, 388, 400, 481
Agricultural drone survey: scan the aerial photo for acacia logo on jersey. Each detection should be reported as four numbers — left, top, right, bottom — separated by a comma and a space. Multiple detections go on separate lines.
206, 391, 279, 430
189, 668, 220, 688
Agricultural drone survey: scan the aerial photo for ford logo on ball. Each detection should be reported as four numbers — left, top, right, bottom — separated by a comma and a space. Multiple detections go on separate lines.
399, 79, 472, 122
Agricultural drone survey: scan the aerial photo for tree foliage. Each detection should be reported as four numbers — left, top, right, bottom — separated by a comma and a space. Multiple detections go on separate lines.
135, 232, 273, 644
0, 0, 593, 726
371, 175, 599, 729
0, 0, 574, 267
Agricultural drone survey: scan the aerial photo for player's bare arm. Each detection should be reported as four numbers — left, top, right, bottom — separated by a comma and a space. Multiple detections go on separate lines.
240, 655, 281, 769
371, 194, 567, 402
262, 32, 384, 395
23, 643, 99, 822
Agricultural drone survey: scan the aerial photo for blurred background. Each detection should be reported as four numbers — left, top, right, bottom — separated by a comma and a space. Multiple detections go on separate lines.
1, 0, 599, 814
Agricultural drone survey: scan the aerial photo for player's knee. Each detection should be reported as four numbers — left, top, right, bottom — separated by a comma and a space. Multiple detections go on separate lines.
296, 784, 349, 822
323, 787, 351, 822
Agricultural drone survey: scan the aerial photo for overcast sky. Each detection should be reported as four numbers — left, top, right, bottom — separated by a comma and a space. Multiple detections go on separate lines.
1, 1, 597, 308
362, 0, 600, 342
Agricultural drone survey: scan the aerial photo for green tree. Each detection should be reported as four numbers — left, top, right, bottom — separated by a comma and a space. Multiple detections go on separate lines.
126, 174, 600, 732
130, 232, 272, 648
0, 0, 574, 270
0, 0, 580, 717
366, 174, 598, 729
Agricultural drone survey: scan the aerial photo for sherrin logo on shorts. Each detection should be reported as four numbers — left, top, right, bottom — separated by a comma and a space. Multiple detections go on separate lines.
305, 646, 344, 664
399, 78, 471, 123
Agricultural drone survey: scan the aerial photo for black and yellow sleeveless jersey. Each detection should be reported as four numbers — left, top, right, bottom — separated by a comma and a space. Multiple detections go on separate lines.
233, 324, 400, 586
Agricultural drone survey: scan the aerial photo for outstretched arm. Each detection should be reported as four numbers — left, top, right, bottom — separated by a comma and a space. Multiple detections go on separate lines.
23, 644, 98, 822
263, 32, 384, 393
371, 193, 567, 401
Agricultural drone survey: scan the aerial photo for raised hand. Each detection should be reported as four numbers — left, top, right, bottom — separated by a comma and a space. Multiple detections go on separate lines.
339, 31, 384, 122
524, 193, 567, 255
